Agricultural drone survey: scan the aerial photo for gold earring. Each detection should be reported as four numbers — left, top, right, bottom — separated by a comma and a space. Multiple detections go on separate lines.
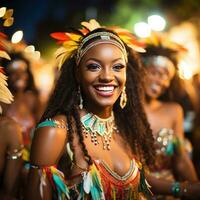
120, 86, 127, 109
78, 87, 83, 109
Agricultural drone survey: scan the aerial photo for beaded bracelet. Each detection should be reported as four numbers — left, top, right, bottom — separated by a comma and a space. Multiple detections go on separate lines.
181, 181, 188, 197
171, 182, 181, 197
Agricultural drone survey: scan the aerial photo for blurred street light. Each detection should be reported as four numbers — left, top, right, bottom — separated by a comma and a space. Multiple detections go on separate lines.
147, 15, 166, 31
179, 61, 193, 80
134, 22, 151, 38
11, 30, 23, 43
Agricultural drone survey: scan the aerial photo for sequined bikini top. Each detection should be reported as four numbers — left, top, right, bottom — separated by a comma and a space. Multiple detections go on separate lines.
154, 128, 178, 156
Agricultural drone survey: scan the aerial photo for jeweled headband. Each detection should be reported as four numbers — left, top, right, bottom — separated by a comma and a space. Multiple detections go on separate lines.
76, 31, 128, 64
51, 19, 146, 69
143, 56, 175, 70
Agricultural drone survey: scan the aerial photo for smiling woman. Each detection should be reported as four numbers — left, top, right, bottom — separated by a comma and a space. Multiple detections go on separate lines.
78, 43, 126, 110
25, 19, 155, 200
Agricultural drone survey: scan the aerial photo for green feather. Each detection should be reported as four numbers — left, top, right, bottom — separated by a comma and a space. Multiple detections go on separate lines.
53, 174, 70, 199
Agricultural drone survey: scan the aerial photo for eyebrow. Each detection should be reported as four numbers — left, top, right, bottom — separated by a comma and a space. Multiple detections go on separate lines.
85, 57, 124, 63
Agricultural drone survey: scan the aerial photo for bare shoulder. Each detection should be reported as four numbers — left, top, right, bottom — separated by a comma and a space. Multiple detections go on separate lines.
31, 114, 68, 166
162, 102, 183, 116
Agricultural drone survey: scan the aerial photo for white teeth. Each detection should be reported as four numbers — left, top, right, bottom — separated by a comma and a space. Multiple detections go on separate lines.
150, 84, 160, 91
96, 86, 114, 91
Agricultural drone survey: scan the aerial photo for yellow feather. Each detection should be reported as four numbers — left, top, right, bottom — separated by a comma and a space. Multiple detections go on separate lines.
118, 35, 131, 43
0, 73, 13, 105
63, 40, 79, 48
0, 50, 11, 60
127, 44, 146, 53
81, 19, 100, 31
3, 17, 14, 27
67, 33, 82, 42
3, 9, 13, 19
55, 46, 76, 69
90, 19, 100, 30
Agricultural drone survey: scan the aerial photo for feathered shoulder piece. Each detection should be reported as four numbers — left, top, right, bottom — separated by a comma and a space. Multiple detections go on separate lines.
51, 19, 145, 69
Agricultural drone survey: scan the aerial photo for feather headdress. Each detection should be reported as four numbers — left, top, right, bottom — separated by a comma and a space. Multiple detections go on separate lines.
0, 7, 14, 114
141, 32, 187, 52
0, 68, 13, 113
51, 19, 145, 69
0, 35, 13, 114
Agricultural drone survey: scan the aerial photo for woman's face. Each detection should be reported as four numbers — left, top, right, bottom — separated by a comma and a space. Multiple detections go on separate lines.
145, 56, 175, 99
77, 43, 127, 109
7, 59, 28, 92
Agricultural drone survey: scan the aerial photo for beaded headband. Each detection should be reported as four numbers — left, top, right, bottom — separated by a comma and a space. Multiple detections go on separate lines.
143, 56, 176, 71
51, 19, 146, 69
76, 31, 128, 64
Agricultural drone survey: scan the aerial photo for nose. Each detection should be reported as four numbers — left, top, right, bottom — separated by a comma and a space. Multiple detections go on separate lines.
99, 68, 114, 83
157, 78, 170, 89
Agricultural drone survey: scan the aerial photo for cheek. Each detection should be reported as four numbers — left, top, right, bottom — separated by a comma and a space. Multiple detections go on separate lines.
147, 74, 155, 83
118, 71, 126, 85
163, 80, 170, 89
80, 71, 96, 85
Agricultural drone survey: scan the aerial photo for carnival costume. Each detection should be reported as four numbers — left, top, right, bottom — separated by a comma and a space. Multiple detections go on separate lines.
142, 34, 191, 200
31, 19, 152, 200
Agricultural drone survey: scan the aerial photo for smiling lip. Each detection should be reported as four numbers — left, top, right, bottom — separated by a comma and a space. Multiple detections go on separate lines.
94, 85, 116, 97
150, 83, 161, 94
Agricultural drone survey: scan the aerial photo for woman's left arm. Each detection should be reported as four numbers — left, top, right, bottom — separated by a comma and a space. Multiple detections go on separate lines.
172, 103, 198, 181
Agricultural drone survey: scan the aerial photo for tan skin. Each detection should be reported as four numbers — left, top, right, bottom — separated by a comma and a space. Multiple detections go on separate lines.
143, 57, 200, 198
26, 44, 134, 199
0, 116, 23, 199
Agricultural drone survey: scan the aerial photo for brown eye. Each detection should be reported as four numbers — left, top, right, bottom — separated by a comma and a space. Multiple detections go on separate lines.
86, 63, 101, 71
113, 64, 125, 71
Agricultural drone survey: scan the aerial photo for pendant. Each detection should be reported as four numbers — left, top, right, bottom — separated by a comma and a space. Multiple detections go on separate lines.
81, 112, 116, 150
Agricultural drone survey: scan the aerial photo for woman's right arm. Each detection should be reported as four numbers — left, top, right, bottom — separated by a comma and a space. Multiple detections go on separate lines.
25, 116, 68, 200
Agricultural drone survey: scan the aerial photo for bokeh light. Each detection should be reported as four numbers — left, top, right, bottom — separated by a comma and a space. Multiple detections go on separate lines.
11, 30, 23, 43
147, 15, 166, 31
134, 22, 151, 38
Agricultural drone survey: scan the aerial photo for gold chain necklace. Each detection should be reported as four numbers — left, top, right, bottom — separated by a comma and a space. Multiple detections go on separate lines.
80, 111, 117, 150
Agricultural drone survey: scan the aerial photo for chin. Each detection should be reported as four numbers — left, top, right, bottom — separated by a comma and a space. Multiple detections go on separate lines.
146, 92, 159, 100
94, 100, 116, 108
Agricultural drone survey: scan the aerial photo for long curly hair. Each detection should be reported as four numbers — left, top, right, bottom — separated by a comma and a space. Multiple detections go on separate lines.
40, 28, 155, 175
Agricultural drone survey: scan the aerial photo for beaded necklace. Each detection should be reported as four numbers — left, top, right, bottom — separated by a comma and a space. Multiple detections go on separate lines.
80, 111, 117, 150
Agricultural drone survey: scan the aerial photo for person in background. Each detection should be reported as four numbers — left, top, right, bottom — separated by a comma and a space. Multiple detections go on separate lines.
141, 35, 200, 199
1, 51, 41, 150
0, 36, 23, 200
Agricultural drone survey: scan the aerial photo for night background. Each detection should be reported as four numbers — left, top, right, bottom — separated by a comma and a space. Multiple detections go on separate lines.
1, 0, 200, 57
1, 0, 200, 189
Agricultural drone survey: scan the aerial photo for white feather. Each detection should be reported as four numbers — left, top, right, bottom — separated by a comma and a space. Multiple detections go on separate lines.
83, 171, 93, 194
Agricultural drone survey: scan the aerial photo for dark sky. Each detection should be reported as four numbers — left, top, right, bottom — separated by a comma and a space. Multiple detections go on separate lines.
1, 0, 116, 43
1, 0, 199, 51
